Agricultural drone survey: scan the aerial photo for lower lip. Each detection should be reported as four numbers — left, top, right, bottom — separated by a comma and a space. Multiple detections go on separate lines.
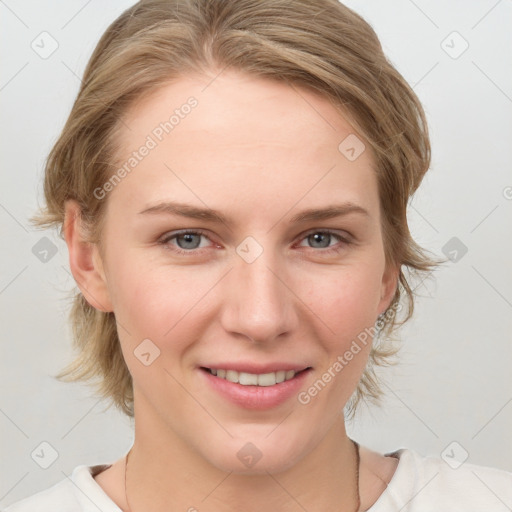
199, 367, 312, 410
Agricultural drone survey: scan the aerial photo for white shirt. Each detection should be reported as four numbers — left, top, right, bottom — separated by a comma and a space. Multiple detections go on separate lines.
4, 447, 512, 511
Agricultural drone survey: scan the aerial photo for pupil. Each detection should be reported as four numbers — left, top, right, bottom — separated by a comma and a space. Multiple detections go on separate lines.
178, 233, 200, 249
310, 233, 330, 248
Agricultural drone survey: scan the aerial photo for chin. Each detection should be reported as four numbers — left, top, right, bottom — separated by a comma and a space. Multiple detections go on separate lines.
200, 429, 311, 475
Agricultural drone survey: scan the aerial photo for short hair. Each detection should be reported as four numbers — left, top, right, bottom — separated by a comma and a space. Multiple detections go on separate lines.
32, 0, 444, 420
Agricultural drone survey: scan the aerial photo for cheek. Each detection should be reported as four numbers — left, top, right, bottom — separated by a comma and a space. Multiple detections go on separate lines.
114, 271, 196, 331
307, 267, 382, 395
107, 257, 216, 354
108, 266, 203, 394
302, 262, 383, 341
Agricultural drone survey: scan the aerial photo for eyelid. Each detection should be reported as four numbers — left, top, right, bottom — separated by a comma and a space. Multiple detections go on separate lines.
298, 227, 353, 242
159, 228, 214, 246
294, 229, 353, 253
158, 228, 353, 255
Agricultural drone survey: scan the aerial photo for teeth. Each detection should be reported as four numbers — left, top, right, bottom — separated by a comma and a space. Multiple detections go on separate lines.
208, 368, 298, 386
226, 370, 239, 383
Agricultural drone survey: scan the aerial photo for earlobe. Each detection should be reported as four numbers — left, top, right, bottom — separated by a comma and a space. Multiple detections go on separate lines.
63, 200, 113, 312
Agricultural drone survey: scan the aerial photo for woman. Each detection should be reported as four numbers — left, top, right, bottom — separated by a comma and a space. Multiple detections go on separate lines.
6, 0, 511, 510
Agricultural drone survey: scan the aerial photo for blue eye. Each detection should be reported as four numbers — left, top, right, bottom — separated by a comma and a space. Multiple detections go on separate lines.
159, 230, 212, 254
173, 232, 204, 250
298, 230, 351, 254
303, 231, 338, 249
159, 229, 351, 256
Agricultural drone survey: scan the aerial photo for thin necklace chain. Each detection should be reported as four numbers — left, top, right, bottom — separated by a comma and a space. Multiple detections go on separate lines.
124, 438, 360, 512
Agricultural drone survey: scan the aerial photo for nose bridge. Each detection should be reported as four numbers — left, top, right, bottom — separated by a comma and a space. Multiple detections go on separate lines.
223, 240, 295, 342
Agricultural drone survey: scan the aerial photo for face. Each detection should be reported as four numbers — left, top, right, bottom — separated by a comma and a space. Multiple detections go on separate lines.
77, 70, 397, 474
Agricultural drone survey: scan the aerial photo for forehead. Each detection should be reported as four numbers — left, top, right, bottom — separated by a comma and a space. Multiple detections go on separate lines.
118, 70, 365, 155
108, 70, 379, 222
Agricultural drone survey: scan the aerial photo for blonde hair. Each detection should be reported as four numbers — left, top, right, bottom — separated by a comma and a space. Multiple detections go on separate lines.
32, 0, 444, 419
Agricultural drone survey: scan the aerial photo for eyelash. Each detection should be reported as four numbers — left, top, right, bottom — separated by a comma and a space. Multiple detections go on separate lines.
158, 229, 352, 256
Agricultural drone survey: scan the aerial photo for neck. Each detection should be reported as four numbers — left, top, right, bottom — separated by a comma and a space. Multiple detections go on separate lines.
124, 403, 359, 512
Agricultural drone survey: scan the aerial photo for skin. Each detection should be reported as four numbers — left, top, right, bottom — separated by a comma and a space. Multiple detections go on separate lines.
64, 69, 400, 512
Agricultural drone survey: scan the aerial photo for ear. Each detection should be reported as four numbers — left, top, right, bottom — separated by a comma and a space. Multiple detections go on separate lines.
63, 200, 113, 312
377, 262, 400, 316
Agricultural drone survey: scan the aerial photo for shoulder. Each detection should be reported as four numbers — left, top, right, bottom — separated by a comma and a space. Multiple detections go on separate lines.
3, 464, 120, 512
368, 447, 512, 511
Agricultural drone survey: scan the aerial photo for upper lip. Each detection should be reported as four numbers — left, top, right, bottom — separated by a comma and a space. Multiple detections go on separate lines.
200, 363, 312, 374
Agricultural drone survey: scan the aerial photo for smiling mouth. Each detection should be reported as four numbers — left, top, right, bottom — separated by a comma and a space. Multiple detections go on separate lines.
200, 367, 311, 387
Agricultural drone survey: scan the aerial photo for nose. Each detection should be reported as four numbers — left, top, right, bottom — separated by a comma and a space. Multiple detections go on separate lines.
220, 246, 298, 344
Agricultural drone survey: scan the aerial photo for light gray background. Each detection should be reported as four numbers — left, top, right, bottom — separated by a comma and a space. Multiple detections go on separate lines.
1, 0, 511, 507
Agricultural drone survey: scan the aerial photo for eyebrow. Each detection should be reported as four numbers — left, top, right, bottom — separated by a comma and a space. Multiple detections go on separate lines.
138, 201, 370, 224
